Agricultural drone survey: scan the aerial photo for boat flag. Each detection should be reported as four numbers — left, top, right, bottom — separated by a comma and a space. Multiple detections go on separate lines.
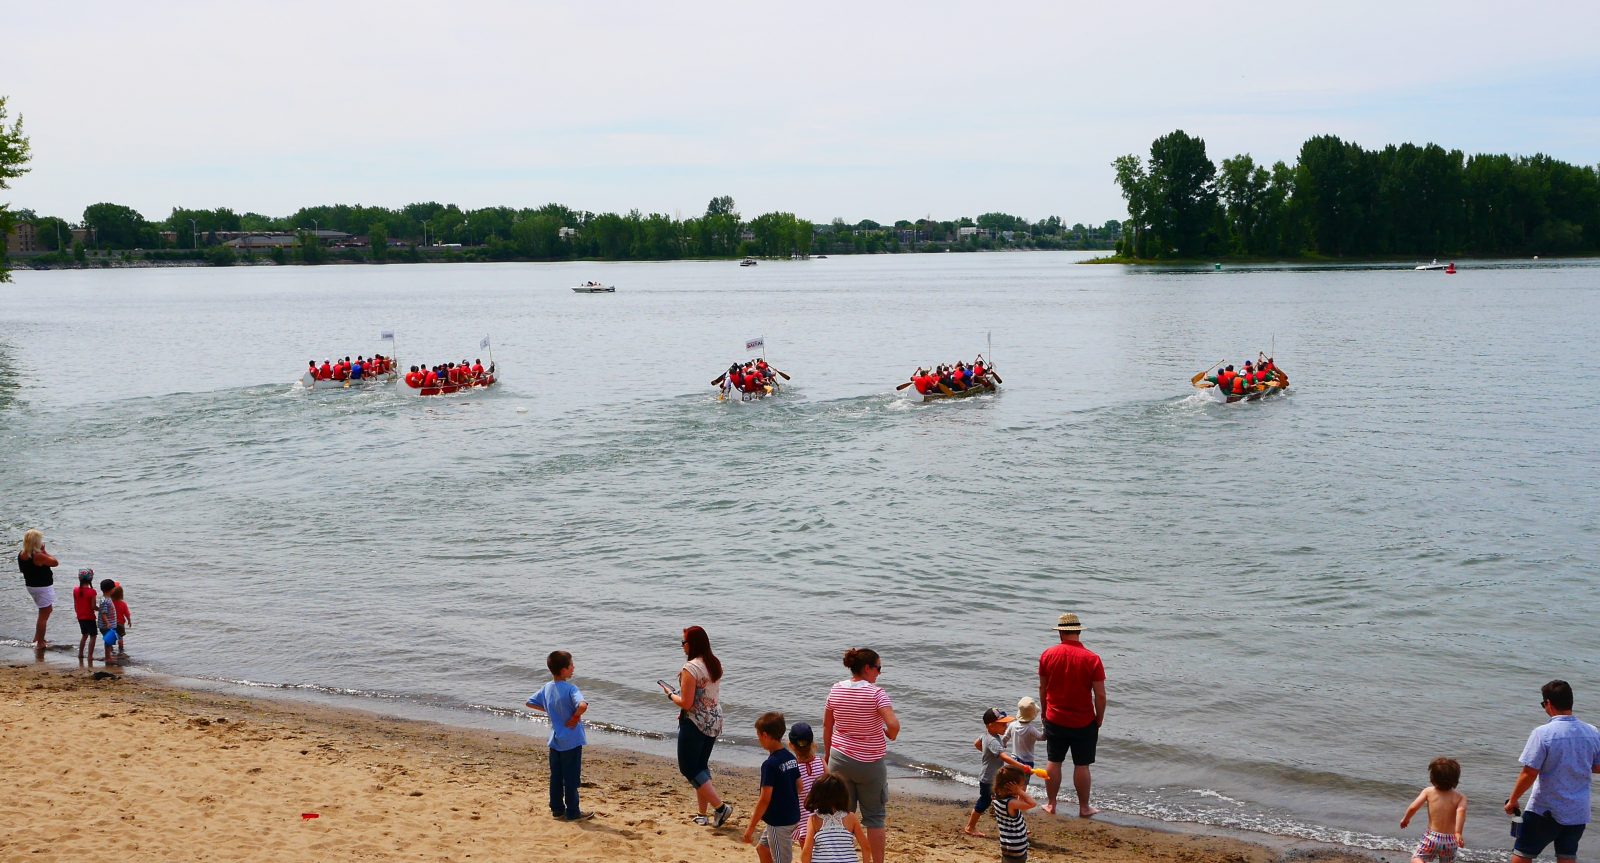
480, 335, 491, 349
380, 330, 395, 340
745, 336, 764, 352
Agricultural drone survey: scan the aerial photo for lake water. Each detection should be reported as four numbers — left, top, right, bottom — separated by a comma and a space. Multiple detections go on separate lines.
3, 253, 1598, 860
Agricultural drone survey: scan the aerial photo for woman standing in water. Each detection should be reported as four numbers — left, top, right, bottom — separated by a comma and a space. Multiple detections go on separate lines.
17, 530, 59, 648
823, 647, 900, 863
660, 625, 733, 828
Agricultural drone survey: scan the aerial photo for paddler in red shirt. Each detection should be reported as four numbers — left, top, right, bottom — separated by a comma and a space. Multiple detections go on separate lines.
912, 369, 934, 395
317, 360, 333, 381
471, 359, 484, 379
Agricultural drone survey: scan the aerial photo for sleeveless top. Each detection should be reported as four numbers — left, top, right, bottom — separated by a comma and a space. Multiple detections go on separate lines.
681, 658, 723, 737
992, 795, 1029, 857
794, 755, 827, 841
17, 553, 53, 588
808, 811, 858, 863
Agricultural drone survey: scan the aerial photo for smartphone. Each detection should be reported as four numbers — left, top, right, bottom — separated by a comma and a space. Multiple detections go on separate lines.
657, 679, 679, 696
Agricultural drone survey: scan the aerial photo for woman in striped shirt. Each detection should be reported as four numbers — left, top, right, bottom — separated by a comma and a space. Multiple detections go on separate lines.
821, 647, 900, 863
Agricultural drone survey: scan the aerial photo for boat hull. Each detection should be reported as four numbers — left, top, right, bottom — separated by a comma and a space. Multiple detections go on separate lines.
1195, 371, 1289, 403
572, 286, 614, 293
921, 381, 999, 402
720, 379, 781, 401
406, 375, 497, 397
299, 371, 398, 390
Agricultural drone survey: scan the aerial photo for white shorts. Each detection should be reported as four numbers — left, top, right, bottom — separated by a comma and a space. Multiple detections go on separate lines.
27, 585, 55, 609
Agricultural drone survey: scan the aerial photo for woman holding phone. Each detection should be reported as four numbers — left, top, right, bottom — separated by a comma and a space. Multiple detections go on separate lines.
659, 625, 733, 828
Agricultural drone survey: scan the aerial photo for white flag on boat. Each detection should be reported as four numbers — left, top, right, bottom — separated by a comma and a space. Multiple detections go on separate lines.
745, 336, 764, 352
480, 335, 491, 349
379, 330, 394, 340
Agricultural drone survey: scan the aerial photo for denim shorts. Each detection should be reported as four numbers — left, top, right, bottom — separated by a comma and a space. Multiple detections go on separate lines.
1514, 810, 1586, 860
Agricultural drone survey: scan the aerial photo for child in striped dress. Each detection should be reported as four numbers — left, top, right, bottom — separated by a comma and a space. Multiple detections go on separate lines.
800, 773, 870, 863
789, 723, 826, 847
991, 766, 1037, 863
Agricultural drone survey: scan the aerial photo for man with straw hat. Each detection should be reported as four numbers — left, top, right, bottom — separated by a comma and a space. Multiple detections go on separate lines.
1037, 612, 1106, 817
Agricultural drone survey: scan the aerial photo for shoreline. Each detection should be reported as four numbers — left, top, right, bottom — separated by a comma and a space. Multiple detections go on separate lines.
0, 658, 1388, 862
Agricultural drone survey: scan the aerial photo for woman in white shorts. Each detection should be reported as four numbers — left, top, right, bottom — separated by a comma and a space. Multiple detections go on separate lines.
17, 530, 60, 648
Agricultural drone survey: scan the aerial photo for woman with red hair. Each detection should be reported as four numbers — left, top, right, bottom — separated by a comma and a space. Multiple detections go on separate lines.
659, 625, 733, 828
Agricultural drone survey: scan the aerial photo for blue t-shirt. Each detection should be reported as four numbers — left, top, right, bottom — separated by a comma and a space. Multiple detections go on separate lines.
527, 680, 586, 752
1520, 714, 1600, 825
759, 747, 801, 827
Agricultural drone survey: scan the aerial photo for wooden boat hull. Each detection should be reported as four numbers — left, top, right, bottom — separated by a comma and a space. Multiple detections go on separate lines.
299, 371, 398, 390
922, 381, 998, 402
407, 375, 497, 397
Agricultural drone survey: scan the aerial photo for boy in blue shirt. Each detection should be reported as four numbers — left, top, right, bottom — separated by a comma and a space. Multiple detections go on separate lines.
743, 711, 802, 863
524, 650, 591, 821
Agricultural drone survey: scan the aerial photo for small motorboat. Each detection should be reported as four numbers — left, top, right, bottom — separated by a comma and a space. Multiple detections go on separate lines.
740, 258, 758, 267
572, 281, 614, 293
1415, 259, 1448, 271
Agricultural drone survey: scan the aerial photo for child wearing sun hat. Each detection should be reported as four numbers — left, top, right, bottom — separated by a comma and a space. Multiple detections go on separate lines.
1005, 697, 1045, 785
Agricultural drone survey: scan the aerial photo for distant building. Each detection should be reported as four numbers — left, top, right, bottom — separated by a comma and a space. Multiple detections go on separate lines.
6, 221, 41, 253
558, 226, 578, 240
223, 233, 298, 250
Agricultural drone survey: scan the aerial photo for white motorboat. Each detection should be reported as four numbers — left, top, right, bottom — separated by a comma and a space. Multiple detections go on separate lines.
1415, 259, 1447, 271
572, 281, 615, 293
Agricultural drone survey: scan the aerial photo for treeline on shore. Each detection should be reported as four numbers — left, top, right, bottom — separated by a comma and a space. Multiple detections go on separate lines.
10, 195, 1120, 268
1113, 130, 1600, 260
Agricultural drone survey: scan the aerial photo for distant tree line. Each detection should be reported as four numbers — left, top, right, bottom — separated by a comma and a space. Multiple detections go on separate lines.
1114, 130, 1600, 259
11, 194, 1116, 267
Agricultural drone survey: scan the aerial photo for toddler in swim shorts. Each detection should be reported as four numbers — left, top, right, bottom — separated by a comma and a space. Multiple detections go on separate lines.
1400, 757, 1467, 863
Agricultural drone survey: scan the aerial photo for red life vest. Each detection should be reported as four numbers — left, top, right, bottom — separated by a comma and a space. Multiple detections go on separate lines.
472, 363, 483, 377
913, 375, 932, 394
317, 363, 333, 380
423, 370, 438, 386
1231, 375, 1246, 394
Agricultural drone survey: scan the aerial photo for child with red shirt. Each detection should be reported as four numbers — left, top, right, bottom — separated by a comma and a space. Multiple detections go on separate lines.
111, 582, 131, 657
72, 568, 99, 659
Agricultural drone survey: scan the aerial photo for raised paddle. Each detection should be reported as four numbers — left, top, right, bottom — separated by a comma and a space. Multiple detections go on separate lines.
896, 380, 915, 390
1191, 359, 1225, 385
988, 370, 1003, 384
771, 367, 791, 381
711, 372, 727, 386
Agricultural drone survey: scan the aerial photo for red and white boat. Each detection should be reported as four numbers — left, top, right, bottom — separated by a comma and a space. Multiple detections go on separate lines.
404, 370, 498, 396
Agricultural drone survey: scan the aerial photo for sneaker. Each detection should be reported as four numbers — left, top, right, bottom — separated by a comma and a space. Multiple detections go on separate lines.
712, 803, 733, 828
693, 815, 711, 826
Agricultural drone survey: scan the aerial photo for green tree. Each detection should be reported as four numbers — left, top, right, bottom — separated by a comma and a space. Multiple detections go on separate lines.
31, 216, 71, 251
82, 202, 150, 249
205, 244, 236, 266
1146, 130, 1219, 257
0, 96, 32, 282
369, 220, 388, 261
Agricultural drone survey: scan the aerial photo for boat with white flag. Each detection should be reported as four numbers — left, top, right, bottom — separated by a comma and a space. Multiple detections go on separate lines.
710, 336, 790, 401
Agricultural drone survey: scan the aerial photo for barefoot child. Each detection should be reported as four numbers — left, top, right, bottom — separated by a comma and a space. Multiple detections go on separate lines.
1400, 757, 1467, 863
744, 712, 803, 863
966, 708, 1032, 837
1004, 698, 1045, 785
72, 569, 98, 659
96, 578, 118, 664
991, 765, 1038, 863
790, 722, 825, 848
111, 582, 131, 657
801, 773, 870, 863
523, 650, 591, 821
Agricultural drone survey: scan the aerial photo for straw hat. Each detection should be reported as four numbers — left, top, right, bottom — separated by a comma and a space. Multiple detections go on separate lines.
1016, 696, 1039, 722
1055, 612, 1083, 632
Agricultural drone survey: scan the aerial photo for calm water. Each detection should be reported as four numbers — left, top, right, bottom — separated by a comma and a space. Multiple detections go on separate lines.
4, 254, 1598, 859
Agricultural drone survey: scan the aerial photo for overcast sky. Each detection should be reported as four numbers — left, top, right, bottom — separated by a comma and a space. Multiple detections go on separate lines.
5, 0, 1597, 226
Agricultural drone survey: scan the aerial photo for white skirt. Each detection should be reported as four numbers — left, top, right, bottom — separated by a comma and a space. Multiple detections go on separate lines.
26, 585, 55, 609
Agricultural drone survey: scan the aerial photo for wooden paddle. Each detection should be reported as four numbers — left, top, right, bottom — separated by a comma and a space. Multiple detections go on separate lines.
769, 366, 791, 381
989, 370, 1003, 384
1191, 359, 1225, 385
711, 373, 727, 386
896, 380, 915, 390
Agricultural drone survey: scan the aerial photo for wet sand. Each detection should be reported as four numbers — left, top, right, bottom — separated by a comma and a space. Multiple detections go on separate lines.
0, 663, 1383, 862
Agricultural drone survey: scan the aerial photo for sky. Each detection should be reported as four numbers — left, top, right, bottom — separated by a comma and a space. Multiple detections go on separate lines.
4, 0, 1598, 227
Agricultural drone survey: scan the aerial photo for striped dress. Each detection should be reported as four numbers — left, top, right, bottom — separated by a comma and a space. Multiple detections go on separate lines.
793, 755, 826, 843
808, 811, 859, 863
992, 795, 1029, 859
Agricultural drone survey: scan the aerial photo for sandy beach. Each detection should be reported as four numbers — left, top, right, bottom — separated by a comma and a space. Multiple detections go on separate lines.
0, 663, 1384, 862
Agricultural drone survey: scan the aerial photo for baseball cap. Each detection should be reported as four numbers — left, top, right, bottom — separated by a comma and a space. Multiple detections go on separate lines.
789, 722, 813, 744
983, 708, 1016, 725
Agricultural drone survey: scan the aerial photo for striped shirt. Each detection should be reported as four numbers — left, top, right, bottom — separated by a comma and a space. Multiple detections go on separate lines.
794, 755, 826, 843
826, 679, 893, 762
992, 795, 1029, 857
808, 811, 859, 863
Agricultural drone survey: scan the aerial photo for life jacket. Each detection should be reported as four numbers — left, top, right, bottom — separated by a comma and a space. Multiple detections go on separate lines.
973, 363, 985, 377
424, 370, 438, 386
1231, 375, 1246, 394
1217, 371, 1234, 390
317, 363, 332, 380
913, 375, 932, 394
472, 363, 483, 377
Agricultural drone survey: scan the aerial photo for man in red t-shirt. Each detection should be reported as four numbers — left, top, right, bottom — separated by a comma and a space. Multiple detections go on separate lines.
1037, 612, 1106, 817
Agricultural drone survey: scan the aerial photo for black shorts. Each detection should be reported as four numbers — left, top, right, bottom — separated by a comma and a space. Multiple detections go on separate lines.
78, 619, 97, 637
1043, 718, 1098, 766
